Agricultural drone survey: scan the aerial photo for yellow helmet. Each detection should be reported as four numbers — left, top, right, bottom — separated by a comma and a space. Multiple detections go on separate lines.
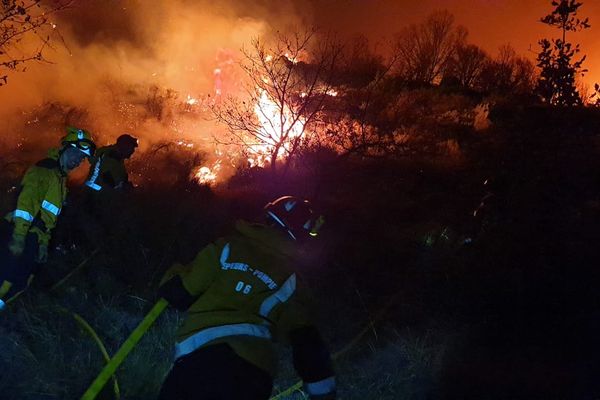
62, 127, 96, 157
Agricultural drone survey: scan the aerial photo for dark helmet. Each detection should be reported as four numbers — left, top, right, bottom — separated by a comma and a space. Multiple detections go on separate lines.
116, 133, 138, 149
264, 196, 325, 241
62, 126, 96, 157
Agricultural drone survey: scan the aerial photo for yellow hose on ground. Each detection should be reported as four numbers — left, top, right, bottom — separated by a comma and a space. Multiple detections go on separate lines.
270, 294, 400, 399
3, 248, 100, 308
51, 248, 100, 292
70, 310, 120, 399
80, 298, 169, 400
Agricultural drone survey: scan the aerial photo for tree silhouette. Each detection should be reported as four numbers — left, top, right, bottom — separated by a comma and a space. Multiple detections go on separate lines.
536, 0, 591, 106
393, 11, 466, 85
1, 0, 72, 87
478, 45, 536, 96
444, 43, 488, 89
589, 83, 600, 106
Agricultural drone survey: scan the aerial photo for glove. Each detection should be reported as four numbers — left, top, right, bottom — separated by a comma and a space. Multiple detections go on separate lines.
36, 243, 48, 263
8, 234, 26, 257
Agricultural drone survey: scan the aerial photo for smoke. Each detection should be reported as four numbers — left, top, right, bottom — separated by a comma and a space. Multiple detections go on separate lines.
0, 0, 307, 168
2, 0, 599, 170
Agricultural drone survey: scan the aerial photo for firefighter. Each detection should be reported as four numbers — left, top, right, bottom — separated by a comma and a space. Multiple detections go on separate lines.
85, 133, 138, 193
0, 127, 95, 308
81, 133, 138, 257
157, 196, 336, 400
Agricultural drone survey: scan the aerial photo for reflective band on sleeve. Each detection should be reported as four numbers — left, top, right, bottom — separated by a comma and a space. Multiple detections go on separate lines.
41, 200, 61, 216
305, 376, 336, 396
85, 156, 104, 191
259, 273, 296, 318
174, 323, 271, 360
85, 181, 102, 191
13, 209, 34, 222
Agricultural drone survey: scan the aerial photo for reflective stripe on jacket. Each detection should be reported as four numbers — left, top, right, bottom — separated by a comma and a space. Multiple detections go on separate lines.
85, 145, 128, 191
159, 220, 316, 376
5, 148, 66, 245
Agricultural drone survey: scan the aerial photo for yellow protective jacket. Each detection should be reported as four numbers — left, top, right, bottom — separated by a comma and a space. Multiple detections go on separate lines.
4, 149, 66, 246
159, 220, 336, 396
85, 145, 129, 192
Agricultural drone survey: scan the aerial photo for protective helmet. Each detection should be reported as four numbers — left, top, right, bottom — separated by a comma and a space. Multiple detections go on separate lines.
62, 127, 96, 157
116, 133, 138, 149
264, 196, 325, 241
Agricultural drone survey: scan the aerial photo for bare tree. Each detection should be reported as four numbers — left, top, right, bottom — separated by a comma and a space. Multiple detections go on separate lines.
212, 29, 342, 174
1, 0, 72, 86
477, 44, 536, 95
334, 34, 385, 88
445, 43, 488, 88
393, 10, 466, 85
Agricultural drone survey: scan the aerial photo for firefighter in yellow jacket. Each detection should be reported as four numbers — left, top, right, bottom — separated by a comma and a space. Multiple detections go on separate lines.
158, 196, 335, 400
82, 133, 138, 253
85, 133, 138, 193
0, 127, 95, 307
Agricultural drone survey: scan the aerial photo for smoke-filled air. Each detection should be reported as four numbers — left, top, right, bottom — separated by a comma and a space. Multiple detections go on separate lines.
1, 0, 311, 183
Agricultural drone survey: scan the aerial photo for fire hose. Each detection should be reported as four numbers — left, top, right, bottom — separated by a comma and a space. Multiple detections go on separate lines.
4, 248, 100, 308
81, 291, 397, 400
5, 246, 396, 399
80, 298, 168, 400
270, 293, 399, 400
54, 306, 121, 400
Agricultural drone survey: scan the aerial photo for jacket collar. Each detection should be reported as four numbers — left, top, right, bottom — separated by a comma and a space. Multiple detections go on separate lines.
235, 220, 297, 258
47, 148, 60, 160
50, 148, 69, 176
36, 148, 66, 176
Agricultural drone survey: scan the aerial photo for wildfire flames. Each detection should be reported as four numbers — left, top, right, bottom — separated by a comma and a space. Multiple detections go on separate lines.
192, 87, 307, 185
249, 89, 306, 167
194, 162, 220, 185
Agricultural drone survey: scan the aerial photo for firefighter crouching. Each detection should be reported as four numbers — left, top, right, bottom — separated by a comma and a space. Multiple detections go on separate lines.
158, 196, 336, 400
0, 127, 95, 308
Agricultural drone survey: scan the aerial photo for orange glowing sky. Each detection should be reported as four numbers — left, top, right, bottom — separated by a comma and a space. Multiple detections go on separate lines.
2, 0, 600, 124
307, 0, 600, 87
1, 0, 599, 178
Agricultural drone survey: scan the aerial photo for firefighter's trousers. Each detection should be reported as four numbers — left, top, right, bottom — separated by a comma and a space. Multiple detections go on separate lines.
159, 343, 273, 400
0, 221, 40, 303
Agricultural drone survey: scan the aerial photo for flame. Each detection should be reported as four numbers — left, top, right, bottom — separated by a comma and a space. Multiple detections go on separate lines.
284, 53, 299, 64
193, 159, 222, 185
186, 95, 198, 105
214, 68, 222, 96
176, 139, 194, 148
249, 89, 306, 167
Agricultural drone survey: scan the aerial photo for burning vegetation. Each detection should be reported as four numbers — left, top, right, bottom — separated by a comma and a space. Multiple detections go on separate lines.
1, 1, 600, 399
